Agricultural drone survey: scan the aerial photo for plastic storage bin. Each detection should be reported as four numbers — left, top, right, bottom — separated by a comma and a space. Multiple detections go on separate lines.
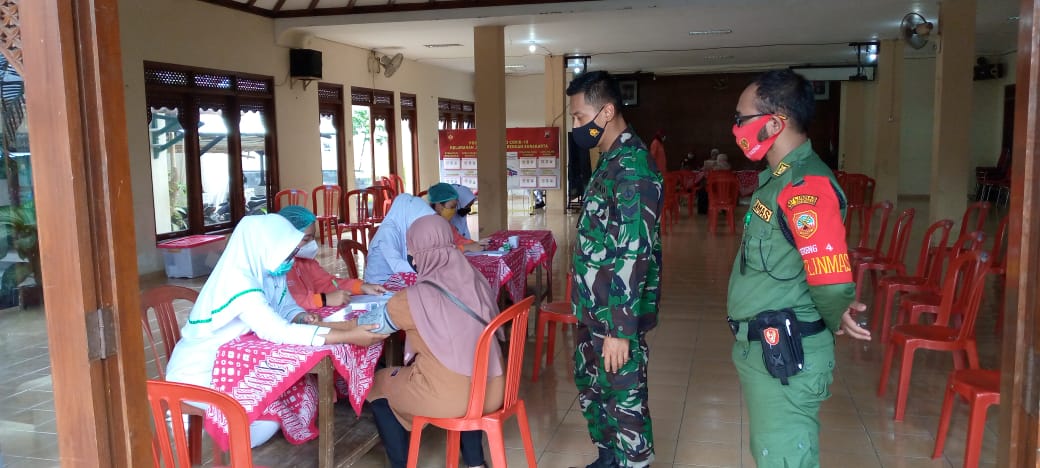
157, 234, 227, 278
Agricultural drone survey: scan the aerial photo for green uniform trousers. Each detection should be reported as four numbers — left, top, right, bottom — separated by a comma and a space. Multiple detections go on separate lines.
732, 329, 835, 468
574, 324, 654, 467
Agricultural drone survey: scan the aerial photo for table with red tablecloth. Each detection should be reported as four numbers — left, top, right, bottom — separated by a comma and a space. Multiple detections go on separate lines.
735, 170, 760, 197
381, 248, 527, 303
486, 230, 557, 303
205, 306, 382, 458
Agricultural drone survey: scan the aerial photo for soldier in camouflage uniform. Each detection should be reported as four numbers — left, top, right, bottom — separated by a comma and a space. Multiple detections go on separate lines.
566, 71, 663, 468
727, 70, 871, 467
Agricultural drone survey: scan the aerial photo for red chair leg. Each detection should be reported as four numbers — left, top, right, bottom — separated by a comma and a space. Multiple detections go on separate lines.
894, 345, 917, 421
532, 316, 547, 382
878, 341, 897, 397
853, 264, 868, 302
444, 429, 461, 468
964, 397, 989, 468
546, 321, 558, 368
188, 414, 203, 465
932, 377, 958, 459
515, 402, 538, 466
485, 423, 508, 468
406, 421, 425, 468
727, 208, 735, 232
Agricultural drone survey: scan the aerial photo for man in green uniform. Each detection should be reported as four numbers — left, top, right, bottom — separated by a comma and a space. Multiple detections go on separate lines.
727, 70, 871, 467
567, 71, 663, 468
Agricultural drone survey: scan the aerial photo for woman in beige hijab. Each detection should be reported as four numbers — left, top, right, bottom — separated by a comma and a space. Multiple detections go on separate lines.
366, 215, 504, 468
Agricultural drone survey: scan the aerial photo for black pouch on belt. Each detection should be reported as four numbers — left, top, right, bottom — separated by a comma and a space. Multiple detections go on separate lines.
750, 309, 806, 385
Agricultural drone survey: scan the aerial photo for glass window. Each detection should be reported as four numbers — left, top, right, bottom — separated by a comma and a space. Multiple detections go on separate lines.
240, 107, 268, 215
198, 107, 231, 226
353, 105, 373, 189
149, 106, 188, 234
373, 113, 391, 182
320, 112, 339, 186
401, 114, 416, 194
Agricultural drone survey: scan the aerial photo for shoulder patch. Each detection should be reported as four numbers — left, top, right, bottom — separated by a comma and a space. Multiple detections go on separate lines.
792, 209, 818, 239
772, 162, 790, 177
786, 195, 819, 209
752, 199, 774, 223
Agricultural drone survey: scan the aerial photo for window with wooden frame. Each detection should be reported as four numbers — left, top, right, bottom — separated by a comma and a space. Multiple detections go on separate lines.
318, 83, 347, 190
144, 62, 278, 239
351, 87, 396, 189
400, 93, 419, 194
438, 98, 475, 130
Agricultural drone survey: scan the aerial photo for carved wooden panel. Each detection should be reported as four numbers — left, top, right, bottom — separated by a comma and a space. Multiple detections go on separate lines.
0, 0, 21, 76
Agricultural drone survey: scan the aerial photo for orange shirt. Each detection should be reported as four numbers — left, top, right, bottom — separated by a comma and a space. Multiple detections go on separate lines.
286, 258, 363, 309
650, 138, 667, 174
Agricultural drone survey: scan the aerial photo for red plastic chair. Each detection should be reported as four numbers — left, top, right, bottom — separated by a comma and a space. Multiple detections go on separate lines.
853, 208, 915, 302
870, 219, 954, 343
147, 380, 255, 468
365, 185, 394, 226
339, 189, 374, 249
386, 173, 407, 195
532, 274, 575, 381
140, 285, 205, 465
672, 170, 699, 216
661, 173, 681, 234
932, 369, 1001, 468
838, 173, 872, 234
273, 188, 308, 211
898, 231, 987, 328
849, 201, 894, 262
407, 297, 537, 468
957, 201, 991, 243
991, 215, 1010, 334
312, 184, 343, 247
877, 250, 991, 421
706, 171, 738, 234
337, 239, 367, 280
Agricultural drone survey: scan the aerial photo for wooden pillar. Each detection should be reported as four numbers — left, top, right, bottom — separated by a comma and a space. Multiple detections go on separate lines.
21, 0, 151, 465
474, 25, 506, 236
929, 0, 976, 224
872, 39, 903, 205
544, 55, 566, 208
998, 0, 1040, 465
839, 82, 870, 173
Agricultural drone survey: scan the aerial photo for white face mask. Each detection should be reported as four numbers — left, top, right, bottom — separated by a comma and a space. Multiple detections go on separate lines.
296, 240, 319, 259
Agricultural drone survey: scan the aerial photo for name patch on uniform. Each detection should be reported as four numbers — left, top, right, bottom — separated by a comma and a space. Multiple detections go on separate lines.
786, 195, 819, 209
751, 199, 773, 223
803, 253, 852, 277
772, 162, 791, 177
793, 210, 818, 239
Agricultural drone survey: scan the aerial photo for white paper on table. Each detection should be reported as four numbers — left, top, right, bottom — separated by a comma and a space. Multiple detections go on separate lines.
464, 250, 507, 257
322, 308, 349, 322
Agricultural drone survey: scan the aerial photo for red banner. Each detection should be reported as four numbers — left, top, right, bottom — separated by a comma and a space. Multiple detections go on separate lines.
438, 127, 560, 189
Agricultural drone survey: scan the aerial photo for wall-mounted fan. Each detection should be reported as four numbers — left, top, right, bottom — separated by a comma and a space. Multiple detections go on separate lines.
900, 12, 934, 50
368, 51, 404, 78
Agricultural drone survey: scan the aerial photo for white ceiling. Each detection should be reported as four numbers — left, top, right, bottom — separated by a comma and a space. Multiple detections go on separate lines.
275, 0, 1021, 76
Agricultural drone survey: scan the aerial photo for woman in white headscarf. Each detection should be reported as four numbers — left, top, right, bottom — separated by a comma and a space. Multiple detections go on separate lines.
364, 193, 435, 284
165, 214, 388, 447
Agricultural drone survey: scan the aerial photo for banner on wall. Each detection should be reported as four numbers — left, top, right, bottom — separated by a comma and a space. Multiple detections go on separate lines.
438, 127, 560, 190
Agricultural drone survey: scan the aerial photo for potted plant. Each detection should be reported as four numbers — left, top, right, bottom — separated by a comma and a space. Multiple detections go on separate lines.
0, 201, 41, 309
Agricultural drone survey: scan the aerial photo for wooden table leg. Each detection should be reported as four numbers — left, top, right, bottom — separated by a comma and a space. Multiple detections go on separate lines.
317, 356, 334, 468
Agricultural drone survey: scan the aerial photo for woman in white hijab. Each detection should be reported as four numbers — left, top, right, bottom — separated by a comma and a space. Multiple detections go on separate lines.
364, 193, 435, 284
165, 214, 388, 446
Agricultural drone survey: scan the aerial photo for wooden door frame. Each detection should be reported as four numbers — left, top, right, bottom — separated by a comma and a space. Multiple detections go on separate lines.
999, 0, 1040, 465
21, 0, 151, 465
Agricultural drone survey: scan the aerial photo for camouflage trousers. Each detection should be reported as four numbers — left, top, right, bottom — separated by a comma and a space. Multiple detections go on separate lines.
574, 324, 653, 468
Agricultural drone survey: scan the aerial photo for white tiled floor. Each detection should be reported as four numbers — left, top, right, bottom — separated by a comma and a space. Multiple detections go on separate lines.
0, 198, 1007, 467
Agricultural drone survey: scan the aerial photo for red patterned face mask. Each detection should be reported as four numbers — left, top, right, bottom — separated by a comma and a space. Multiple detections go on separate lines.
732, 114, 785, 161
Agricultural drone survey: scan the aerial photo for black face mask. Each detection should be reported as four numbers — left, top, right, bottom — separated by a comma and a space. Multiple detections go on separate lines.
573, 106, 605, 150
407, 254, 418, 273
457, 206, 471, 217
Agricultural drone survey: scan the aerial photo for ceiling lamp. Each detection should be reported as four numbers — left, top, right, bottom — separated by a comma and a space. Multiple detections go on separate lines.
565, 54, 590, 75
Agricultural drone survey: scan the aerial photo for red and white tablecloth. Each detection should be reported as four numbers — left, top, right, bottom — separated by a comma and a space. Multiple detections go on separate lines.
205, 306, 382, 451
464, 248, 526, 303
736, 170, 760, 197
486, 230, 557, 274
381, 251, 526, 302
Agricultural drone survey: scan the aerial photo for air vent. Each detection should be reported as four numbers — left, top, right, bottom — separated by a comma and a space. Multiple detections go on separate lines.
424, 43, 464, 48
688, 29, 732, 36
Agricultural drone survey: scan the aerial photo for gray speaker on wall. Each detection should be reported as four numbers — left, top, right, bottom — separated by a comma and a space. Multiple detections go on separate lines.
290, 48, 322, 80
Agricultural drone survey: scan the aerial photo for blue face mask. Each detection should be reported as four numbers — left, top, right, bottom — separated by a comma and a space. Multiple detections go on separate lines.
268, 258, 295, 277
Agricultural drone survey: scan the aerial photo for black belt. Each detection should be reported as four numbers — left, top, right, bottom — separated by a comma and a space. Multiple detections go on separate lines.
729, 317, 827, 341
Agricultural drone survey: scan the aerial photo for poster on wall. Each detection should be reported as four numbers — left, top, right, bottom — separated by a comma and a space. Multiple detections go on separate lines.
439, 127, 560, 190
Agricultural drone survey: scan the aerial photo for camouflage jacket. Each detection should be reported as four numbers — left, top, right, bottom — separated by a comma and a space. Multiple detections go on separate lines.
572, 126, 664, 340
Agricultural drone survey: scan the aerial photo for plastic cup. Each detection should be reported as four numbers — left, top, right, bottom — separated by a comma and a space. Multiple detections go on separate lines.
508, 235, 520, 249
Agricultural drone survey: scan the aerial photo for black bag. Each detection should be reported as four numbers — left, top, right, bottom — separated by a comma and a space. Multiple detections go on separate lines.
750, 309, 807, 385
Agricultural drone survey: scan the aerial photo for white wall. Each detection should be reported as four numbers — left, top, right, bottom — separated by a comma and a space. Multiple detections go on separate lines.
893, 54, 1014, 196
120, 0, 474, 274
506, 74, 546, 127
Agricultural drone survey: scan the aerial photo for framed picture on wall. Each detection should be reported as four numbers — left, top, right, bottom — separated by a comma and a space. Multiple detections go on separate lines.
619, 79, 639, 106
812, 81, 830, 100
